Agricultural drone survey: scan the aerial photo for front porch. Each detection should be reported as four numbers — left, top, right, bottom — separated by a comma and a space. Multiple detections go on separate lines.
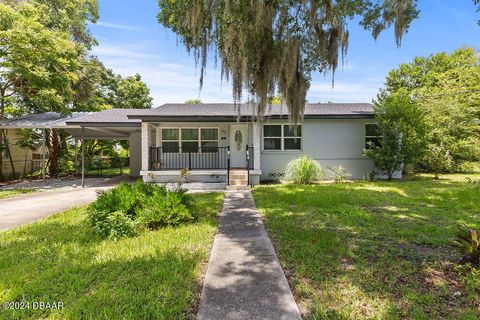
140, 122, 262, 185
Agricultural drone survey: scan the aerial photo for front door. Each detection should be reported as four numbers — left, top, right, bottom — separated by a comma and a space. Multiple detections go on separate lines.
229, 124, 248, 168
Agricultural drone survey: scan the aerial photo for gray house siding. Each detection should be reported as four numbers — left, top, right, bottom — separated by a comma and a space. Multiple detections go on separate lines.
260, 119, 376, 180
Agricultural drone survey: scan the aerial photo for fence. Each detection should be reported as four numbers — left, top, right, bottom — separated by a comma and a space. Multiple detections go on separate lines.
1, 157, 130, 179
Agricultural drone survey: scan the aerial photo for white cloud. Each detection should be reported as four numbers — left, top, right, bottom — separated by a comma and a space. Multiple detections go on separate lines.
92, 42, 234, 106
95, 21, 142, 31
307, 78, 384, 103
92, 42, 383, 106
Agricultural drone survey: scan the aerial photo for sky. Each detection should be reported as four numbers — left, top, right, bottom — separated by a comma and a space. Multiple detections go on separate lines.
89, 0, 480, 107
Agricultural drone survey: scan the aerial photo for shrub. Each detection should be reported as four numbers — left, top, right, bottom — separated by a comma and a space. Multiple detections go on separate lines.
329, 165, 352, 183
457, 161, 480, 174
94, 211, 137, 240
88, 181, 186, 239
453, 225, 480, 265
423, 144, 453, 179
89, 182, 140, 218
283, 156, 324, 184
364, 92, 428, 180
137, 192, 192, 229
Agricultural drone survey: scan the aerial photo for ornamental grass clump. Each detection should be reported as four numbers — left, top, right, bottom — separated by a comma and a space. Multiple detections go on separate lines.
283, 156, 324, 184
88, 180, 193, 240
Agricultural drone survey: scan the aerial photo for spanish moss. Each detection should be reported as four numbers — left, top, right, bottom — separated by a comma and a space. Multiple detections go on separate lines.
158, 0, 418, 125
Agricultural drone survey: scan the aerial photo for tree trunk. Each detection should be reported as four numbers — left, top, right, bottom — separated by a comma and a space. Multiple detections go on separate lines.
49, 128, 59, 177
3, 132, 16, 179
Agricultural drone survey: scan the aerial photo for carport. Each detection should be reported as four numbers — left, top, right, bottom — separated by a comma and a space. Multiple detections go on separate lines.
0, 109, 143, 187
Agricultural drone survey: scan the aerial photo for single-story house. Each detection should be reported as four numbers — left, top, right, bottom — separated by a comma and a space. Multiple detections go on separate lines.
0, 103, 383, 187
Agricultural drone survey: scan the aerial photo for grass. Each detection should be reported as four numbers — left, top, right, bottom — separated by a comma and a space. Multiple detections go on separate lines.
0, 188, 35, 200
253, 174, 480, 319
85, 167, 130, 176
0, 192, 224, 320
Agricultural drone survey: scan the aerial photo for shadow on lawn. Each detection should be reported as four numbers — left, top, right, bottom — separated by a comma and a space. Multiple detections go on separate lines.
253, 182, 480, 319
0, 213, 205, 320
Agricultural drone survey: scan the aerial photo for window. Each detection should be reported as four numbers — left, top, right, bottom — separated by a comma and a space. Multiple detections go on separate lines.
263, 124, 302, 151
162, 128, 179, 152
161, 128, 219, 153
181, 128, 199, 152
365, 123, 381, 149
200, 128, 218, 152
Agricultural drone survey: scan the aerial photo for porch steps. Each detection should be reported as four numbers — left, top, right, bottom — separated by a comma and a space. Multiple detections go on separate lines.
227, 169, 250, 190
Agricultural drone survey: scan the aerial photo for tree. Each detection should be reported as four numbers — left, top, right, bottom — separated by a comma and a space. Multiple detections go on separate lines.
268, 95, 283, 105
423, 144, 453, 179
384, 48, 480, 171
6, 0, 99, 47
75, 66, 153, 111
0, 3, 83, 178
157, 0, 419, 123
113, 74, 152, 109
185, 99, 202, 104
364, 92, 428, 179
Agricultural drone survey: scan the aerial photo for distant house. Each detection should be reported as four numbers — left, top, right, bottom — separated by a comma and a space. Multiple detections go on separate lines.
1, 129, 44, 178
0, 103, 384, 187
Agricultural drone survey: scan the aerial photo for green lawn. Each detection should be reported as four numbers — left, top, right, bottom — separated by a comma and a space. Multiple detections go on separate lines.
0, 188, 35, 200
85, 167, 130, 176
253, 174, 480, 319
0, 192, 224, 320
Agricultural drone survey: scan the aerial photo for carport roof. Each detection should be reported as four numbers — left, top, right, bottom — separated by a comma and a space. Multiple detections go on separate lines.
65, 108, 142, 127
0, 110, 140, 139
0, 112, 90, 129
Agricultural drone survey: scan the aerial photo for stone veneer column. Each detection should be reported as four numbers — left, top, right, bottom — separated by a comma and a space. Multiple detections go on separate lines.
141, 122, 151, 172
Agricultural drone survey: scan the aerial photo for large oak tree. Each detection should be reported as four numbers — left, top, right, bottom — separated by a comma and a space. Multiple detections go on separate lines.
157, 0, 419, 124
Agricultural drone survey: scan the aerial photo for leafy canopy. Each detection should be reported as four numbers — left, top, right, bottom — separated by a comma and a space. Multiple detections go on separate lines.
157, 0, 419, 124
364, 92, 428, 179
0, 3, 82, 114
384, 47, 480, 169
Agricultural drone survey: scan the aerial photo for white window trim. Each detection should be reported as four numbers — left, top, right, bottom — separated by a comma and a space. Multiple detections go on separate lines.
262, 124, 302, 152
161, 127, 219, 153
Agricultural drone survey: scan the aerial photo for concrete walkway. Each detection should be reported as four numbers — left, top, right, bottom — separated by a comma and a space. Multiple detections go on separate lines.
0, 178, 123, 231
198, 190, 301, 320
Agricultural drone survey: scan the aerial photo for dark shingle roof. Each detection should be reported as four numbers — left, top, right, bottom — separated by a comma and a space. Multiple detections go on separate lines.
0, 112, 90, 128
126, 103, 373, 120
66, 108, 144, 126
1, 104, 374, 128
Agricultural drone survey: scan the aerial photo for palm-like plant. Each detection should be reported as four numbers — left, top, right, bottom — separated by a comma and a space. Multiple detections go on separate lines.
453, 225, 480, 265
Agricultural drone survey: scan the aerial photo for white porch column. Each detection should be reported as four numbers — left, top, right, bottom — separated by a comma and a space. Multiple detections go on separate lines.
141, 122, 152, 172
155, 126, 161, 147
252, 122, 261, 171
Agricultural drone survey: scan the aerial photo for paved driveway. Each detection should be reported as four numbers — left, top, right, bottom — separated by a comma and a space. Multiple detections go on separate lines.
0, 178, 123, 231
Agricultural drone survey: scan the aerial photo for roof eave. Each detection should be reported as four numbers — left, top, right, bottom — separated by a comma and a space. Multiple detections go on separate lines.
64, 121, 141, 127
127, 114, 374, 122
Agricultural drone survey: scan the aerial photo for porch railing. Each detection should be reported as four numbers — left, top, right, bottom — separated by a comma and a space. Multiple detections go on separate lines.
149, 147, 230, 170
246, 145, 254, 185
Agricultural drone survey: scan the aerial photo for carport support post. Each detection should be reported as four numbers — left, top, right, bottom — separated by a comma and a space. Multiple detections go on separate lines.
81, 127, 85, 188
74, 138, 78, 174
42, 128, 46, 181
